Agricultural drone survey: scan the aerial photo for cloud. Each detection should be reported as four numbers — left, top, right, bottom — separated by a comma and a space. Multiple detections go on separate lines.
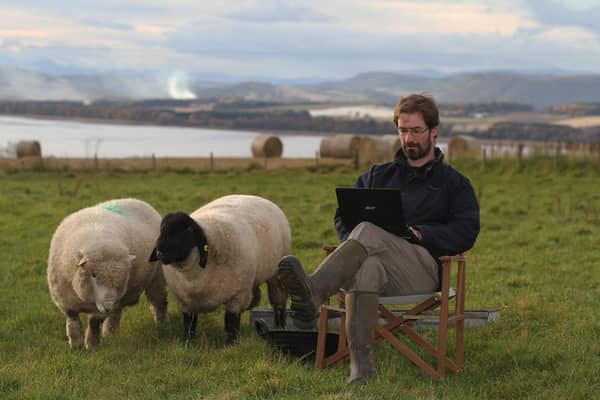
222, 1, 332, 23
81, 19, 134, 32
365, 1, 538, 35
1, 1, 600, 81
524, 0, 600, 34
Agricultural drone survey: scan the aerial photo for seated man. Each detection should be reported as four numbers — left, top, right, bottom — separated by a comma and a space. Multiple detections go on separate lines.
277, 93, 480, 384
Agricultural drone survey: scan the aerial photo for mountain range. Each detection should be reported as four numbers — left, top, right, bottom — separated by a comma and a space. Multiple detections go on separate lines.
2, 67, 600, 110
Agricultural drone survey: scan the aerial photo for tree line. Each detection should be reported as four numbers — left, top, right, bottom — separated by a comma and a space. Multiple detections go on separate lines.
0, 100, 598, 143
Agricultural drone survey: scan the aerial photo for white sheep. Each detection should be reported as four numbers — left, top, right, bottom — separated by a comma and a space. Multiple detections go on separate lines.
47, 198, 167, 349
150, 194, 290, 344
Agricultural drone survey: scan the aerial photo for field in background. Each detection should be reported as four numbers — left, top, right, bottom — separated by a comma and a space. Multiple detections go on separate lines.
0, 158, 598, 399
555, 116, 600, 128
0, 156, 352, 174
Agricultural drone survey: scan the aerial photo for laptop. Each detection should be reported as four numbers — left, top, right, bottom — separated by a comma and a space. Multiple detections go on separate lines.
335, 187, 413, 239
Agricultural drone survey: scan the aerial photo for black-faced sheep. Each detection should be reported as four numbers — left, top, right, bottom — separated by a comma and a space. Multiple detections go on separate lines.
150, 194, 290, 344
47, 198, 167, 349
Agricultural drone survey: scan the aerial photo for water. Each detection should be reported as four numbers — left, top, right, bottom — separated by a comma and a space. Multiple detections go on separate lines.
0, 116, 324, 158
309, 105, 393, 120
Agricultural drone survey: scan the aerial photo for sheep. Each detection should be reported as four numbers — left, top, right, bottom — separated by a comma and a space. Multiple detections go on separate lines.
47, 198, 167, 349
149, 194, 290, 344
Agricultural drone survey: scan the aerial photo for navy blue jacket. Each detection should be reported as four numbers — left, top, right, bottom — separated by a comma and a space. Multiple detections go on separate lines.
335, 147, 480, 262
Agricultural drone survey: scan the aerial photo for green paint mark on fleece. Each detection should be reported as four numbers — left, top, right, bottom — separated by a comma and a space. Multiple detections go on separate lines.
101, 204, 125, 216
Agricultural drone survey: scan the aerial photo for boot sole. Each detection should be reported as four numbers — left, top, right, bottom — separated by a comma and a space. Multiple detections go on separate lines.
277, 256, 318, 325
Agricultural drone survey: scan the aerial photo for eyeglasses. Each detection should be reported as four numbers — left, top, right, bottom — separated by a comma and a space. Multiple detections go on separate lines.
397, 126, 430, 136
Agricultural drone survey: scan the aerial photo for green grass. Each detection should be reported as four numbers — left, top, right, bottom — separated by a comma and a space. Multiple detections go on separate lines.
0, 158, 599, 399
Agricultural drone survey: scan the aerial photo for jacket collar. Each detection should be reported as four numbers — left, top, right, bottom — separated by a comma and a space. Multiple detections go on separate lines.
393, 147, 444, 179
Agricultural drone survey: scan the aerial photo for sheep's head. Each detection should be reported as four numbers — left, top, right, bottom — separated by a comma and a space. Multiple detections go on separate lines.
72, 245, 135, 313
149, 212, 208, 269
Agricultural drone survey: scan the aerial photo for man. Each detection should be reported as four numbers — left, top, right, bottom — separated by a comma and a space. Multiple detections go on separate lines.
277, 93, 480, 384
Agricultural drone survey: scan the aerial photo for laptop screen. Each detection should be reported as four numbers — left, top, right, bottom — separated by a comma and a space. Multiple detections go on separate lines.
335, 187, 411, 238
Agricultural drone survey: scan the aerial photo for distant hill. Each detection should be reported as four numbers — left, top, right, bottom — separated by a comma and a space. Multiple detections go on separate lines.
308, 71, 600, 109
2, 67, 600, 109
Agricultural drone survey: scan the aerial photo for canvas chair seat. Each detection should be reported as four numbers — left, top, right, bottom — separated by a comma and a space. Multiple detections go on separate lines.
315, 251, 466, 380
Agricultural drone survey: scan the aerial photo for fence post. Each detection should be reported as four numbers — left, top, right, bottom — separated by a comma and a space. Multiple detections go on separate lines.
517, 143, 524, 168
482, 148, 487, 172
152, 153, 157, 171
210, 152, 214, 171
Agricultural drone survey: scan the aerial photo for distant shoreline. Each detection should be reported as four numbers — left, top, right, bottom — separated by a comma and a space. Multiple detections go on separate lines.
0, 113, 343, 138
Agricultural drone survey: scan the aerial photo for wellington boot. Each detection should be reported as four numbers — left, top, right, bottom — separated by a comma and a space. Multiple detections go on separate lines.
346, 292, 379, 385
277, 239, 367, 329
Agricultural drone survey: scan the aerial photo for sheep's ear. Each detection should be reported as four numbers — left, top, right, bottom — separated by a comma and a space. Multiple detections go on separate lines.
77, 251, 87, 267
149, 247, 159, 262
192, 224, 208, 268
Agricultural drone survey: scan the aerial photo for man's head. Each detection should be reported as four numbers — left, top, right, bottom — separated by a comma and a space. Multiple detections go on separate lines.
393, 93, 439, 130
393, 94, 439, 166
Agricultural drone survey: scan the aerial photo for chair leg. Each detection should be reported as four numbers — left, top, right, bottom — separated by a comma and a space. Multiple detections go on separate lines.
315, 304, 329, 370
315, 303, 351, 369
455, 259, 466, 370
375, 325, 442, 379
437, 260, 451, 376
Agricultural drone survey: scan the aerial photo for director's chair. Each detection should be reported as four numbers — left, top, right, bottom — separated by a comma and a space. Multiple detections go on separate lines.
314, 252, 466, 380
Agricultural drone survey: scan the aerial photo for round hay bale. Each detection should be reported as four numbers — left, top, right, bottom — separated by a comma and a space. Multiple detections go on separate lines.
447, 135, 481, 161
357, 136, 379, 165
16, 141, 42, 158
251, 135, 283, 158
373, 134, 402, 162
319, 134, 360, 159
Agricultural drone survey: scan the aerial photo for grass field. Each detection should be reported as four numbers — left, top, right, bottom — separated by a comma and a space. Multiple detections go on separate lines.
0, 158, 598, 399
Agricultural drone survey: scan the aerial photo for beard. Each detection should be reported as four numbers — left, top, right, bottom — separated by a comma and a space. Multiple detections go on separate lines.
402, 132, 432, 160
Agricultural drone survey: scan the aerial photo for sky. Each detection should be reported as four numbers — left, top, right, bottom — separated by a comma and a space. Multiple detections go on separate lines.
1, 0, 600, 82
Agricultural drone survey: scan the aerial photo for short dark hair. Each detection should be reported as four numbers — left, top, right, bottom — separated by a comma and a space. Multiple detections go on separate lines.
393, 93, 439, 129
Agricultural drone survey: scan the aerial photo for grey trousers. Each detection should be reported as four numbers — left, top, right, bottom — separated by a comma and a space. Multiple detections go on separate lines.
344, 222, 439, 295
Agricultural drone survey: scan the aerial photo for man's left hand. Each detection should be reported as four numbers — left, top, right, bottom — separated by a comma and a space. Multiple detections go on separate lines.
409, 226, 422, 241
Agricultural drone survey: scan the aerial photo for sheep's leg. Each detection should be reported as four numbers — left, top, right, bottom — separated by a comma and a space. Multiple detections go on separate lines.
85, 314, 106, 349
65, 311, 84, 349
224, 311, 241, 345
267, 276, 287, 328
247, 286, 261, 310
102, 309, 121, 337
145, 270, 168, 323
182, 311, 198, 343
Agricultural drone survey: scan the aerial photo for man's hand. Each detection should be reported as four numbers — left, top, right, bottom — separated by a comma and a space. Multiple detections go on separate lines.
408, 226, 422, 241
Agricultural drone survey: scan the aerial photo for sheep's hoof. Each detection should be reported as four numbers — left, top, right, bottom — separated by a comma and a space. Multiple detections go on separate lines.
180, 334, 195, 346
225, 334, 239, 346
85, 333, 100, 349
102, 319, 118, 337
84, 340, 99, 350
68, 337, 84, 350
151, 306, 167, 323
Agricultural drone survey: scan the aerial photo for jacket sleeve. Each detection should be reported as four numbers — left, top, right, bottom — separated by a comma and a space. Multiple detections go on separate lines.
414, 176, 480, 257
334, 168, 372, 241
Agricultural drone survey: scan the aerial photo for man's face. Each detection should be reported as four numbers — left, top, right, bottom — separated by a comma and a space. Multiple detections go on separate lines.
397, 112, 437, 162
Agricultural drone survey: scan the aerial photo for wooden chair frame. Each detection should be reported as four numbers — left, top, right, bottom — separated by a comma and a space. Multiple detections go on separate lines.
315, 255, 466, 379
